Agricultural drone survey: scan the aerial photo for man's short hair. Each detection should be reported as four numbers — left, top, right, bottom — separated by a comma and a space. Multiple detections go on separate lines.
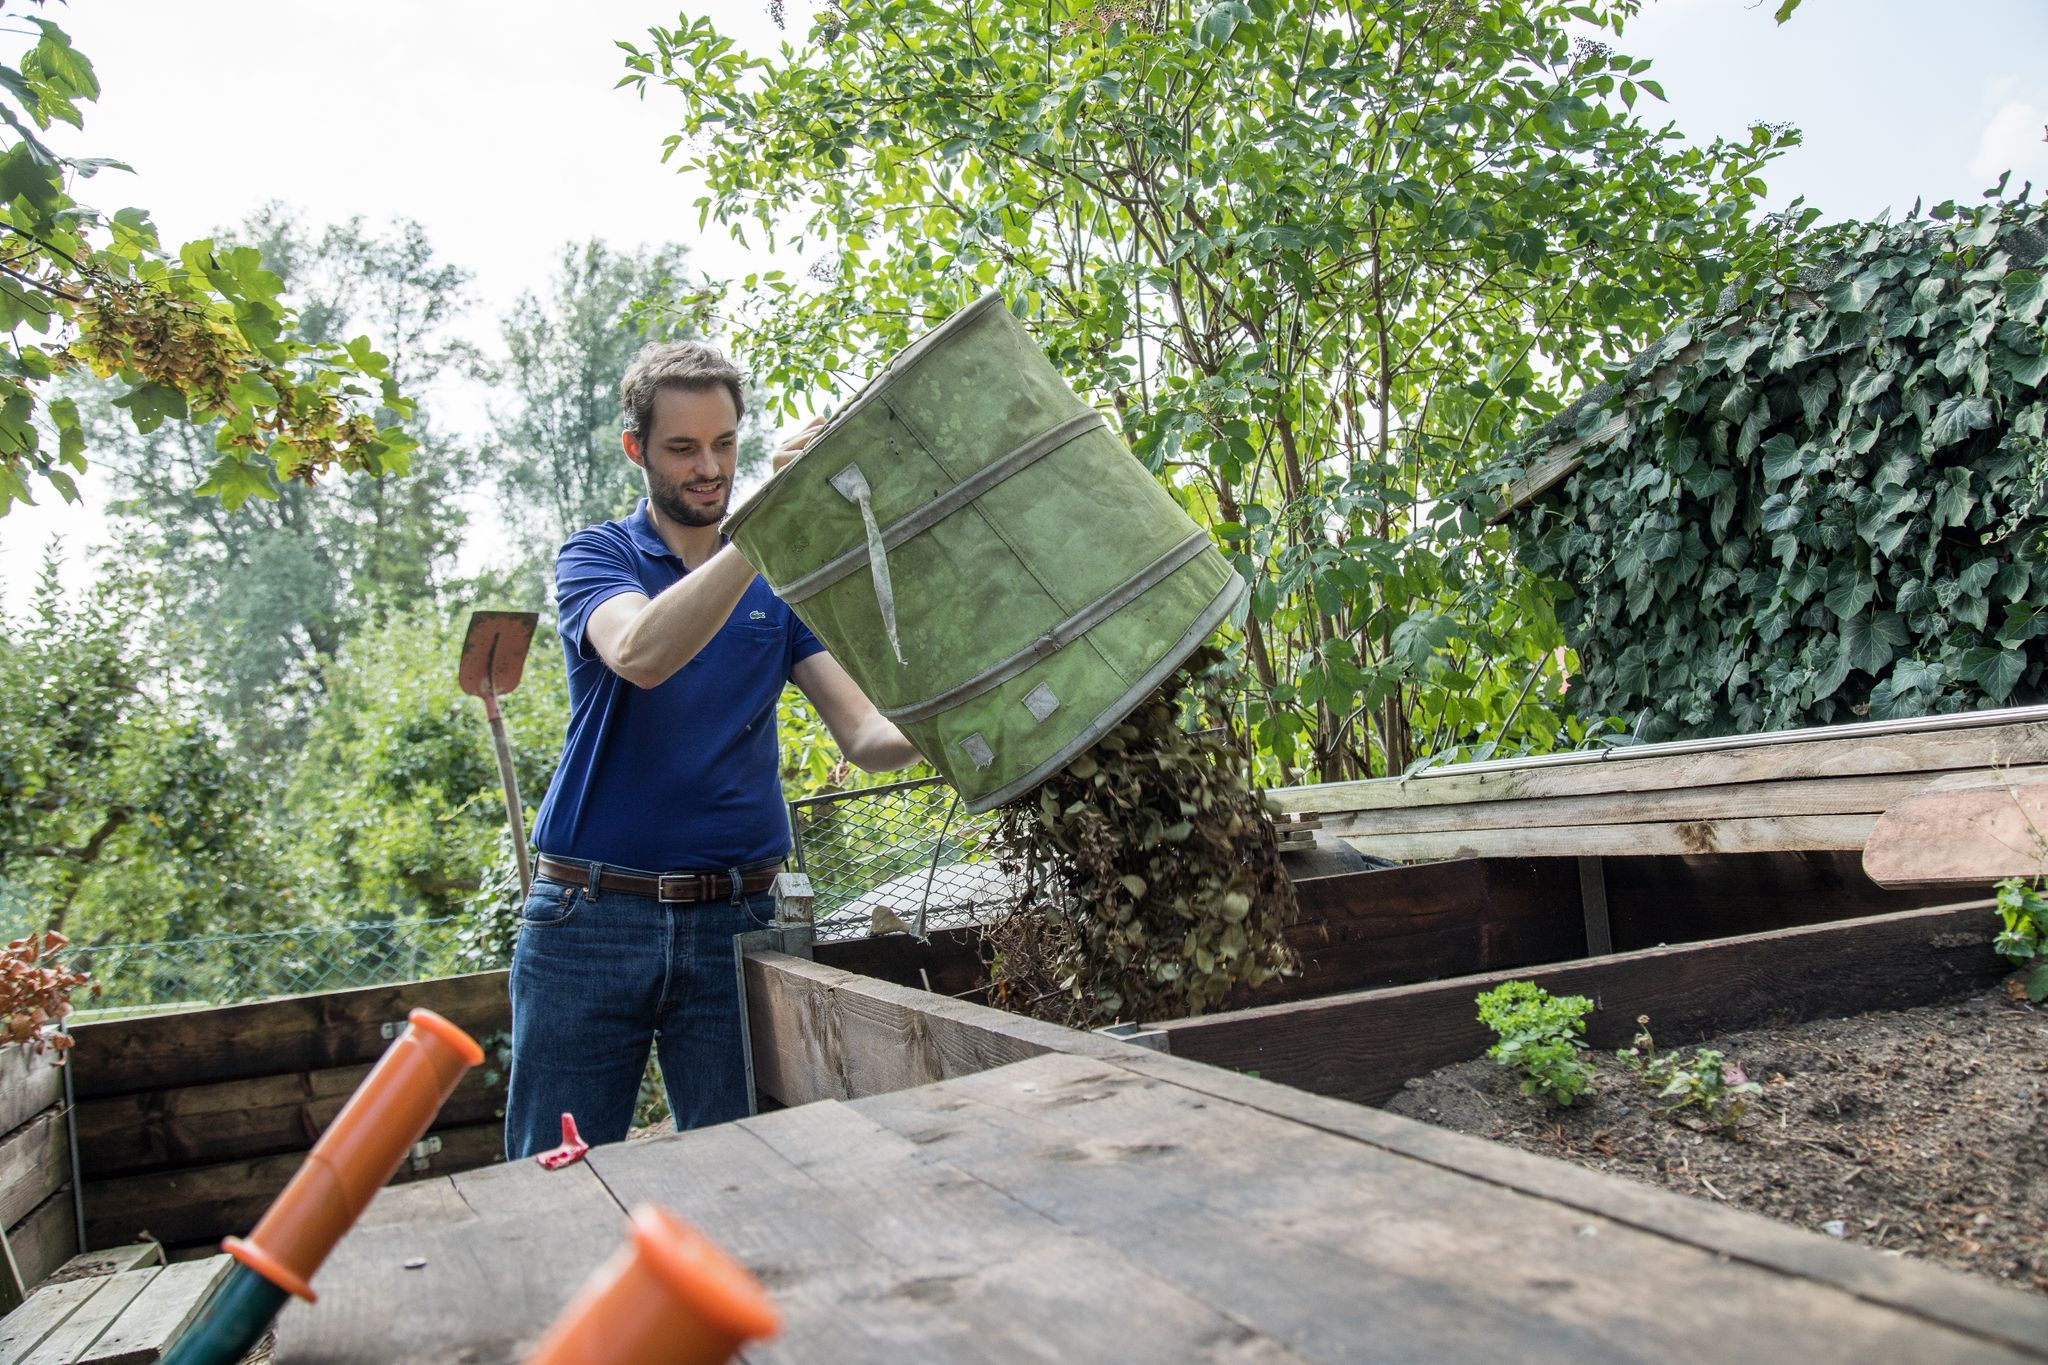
619, 340, 747, 446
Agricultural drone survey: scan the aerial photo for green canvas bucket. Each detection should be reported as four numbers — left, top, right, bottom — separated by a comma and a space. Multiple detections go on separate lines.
724, 293, 1243, 812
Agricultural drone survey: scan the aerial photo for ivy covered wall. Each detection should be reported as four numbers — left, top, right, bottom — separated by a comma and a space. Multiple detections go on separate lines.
1512, 195, 2047, 741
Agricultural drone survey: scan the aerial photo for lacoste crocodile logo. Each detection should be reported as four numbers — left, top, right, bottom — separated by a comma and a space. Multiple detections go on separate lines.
749, 610, 768, 621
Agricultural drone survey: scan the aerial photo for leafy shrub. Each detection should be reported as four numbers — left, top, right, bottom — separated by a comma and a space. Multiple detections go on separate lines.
1516, 193, 2048, 740
1474, 980, 1596, 1106
1993, 877, 2048, 1002
1, 932, 97, 1058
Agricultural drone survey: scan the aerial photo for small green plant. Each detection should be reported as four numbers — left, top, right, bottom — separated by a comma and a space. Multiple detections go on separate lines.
1993, 878, 2048, 1003
1475, 980, 1596, 1106
1619, 1016, 1762, 1130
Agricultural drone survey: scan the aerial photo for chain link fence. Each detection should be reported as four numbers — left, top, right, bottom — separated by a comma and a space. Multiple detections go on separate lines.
69, 917, 467, 1018
790, 777, 1020, 942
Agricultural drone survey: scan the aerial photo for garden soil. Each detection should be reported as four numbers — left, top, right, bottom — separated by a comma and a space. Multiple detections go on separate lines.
1386, 989, 2048, 1296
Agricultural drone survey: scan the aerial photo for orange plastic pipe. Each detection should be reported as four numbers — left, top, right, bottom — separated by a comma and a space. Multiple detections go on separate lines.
223, 1007, 483, 1302
526, 1204, 780, 1365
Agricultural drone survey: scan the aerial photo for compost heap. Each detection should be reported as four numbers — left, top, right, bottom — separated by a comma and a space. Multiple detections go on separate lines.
986, 646, 1298, 1026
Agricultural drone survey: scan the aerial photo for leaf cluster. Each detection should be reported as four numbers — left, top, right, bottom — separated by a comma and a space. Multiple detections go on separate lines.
1992, 877, 2048, 1003
0, 929, 95, 1056
0, 9, 417, 514
986, 647, 1298, 1025
1474, 978, 1596, 1105
1515, 194, 2048, 739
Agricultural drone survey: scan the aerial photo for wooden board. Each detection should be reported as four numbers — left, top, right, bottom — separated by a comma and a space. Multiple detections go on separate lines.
78, 1257, 231, 1365
0, 1053, 62, 1146
272, 1158, 626, 1363
0, 1275, 100, 1365
1329, 812, 1876, 860
82, 1121, 504, 1252
742, 950, 1140, 1108
1248, 857, 1586, 1007
1601, 848, 1967, 951
1153, 900, 2005, 1106
1269, 714, 2048, 816
5, 1192, 77, 1294
1328, 769, 1952, 837
75, 1061, 505, 1180
848, 1051, 2045, 1363
1865, 778, 2048, 887
0, 1114, 69, 1232
15, 1268, 156, 1365
809, 926, 987, 998
69, 972, 510, 1101
585, 1099, 1315, 1365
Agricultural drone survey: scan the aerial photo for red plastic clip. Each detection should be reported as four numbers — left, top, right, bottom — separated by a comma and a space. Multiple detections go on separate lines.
536, 1113, 589, 1169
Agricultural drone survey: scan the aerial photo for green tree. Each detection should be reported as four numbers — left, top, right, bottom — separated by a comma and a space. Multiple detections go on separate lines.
281, 604, 567, 923
0, 7, 412, 514
626, 0, 1812, 780
491, 240, 715, 555
0, 553, 302, 943
90, 210, 477, 738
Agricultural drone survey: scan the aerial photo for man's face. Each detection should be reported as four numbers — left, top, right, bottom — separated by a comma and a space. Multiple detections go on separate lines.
628, 385, 740, 527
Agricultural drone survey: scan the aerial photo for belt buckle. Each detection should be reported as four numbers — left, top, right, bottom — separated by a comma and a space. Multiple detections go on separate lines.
656, 873, 700, 904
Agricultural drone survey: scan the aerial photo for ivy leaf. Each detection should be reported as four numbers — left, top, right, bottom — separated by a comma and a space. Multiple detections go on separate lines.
1823, 569, 1875, 620
1759, 433, 1802, 482
1926, 395, 1992, 449
1959, 646, 2024, 702
1839, 610, 1907, 675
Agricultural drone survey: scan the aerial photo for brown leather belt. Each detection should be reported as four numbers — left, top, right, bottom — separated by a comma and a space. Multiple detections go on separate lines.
534, 855, 782, 904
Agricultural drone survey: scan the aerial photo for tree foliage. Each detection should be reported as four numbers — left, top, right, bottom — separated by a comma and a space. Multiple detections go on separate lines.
1515, 194, 2048, 738
0, 555, 300, 943
93, 210, 477, 739
0, 7, 413, 514
625, 0, 1808, 781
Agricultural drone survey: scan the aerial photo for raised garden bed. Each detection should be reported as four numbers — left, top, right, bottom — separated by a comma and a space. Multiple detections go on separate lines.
1387, 985, 2048, 1296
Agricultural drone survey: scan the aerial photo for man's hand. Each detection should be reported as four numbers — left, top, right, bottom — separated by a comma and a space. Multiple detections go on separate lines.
771, 415, 827, 473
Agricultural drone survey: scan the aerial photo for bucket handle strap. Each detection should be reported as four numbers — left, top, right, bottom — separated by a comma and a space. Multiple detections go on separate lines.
829, 462, 909, 666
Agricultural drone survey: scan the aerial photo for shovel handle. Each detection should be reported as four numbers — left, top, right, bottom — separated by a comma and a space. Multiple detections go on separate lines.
484, 690, 533, 901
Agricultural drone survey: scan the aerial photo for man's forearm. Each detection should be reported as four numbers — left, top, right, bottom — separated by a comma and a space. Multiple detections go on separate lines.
842, 711, 923, 772
606, 544, 758, 688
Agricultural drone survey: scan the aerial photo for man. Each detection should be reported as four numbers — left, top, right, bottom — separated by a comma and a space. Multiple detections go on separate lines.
505, 340, 921, 1159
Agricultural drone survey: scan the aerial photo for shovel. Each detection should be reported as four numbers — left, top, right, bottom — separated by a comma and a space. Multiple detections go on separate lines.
460, 610, 541, 900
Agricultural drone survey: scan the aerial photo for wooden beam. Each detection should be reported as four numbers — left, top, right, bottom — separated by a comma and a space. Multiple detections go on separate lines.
74, 1060, 505, 1180
4, 1190, 77, 1294
1577, 856, 1612, 956
1864, 777, 2048, 888
70, 971, 510, 1101
77, 1257, 231, 1365
82, 1120, 504, 1252
0, 1051, 61, 1145
1328, 812, 1875, 861
1153, 900, 2004, 1106
1494, 413, 1628, 518
1268, 713, 2048, 816
742, 950, 1144, 1109
14, 1266, 156, 1365
0, 1111, 68, 1231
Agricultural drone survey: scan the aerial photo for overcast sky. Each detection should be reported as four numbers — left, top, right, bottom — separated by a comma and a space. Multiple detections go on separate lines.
1, 0, 2042, 610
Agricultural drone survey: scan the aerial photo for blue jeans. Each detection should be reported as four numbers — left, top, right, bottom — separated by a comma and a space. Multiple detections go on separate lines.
503, 865, 776, 1160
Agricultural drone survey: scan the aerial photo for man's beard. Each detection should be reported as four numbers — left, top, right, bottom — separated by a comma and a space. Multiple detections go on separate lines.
647, 466, 728, 527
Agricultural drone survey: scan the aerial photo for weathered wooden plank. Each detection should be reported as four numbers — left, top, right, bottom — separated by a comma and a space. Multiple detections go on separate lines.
6, 1191, 77, 1294
811, 926, 987, 998
82, 1121, 504, 1252
69, 971, 510, 1101
16, 1267, 156, 1365
855, 1052, 2043, 1363
1105, 1047, 2048, 1361
77, 1257, 230, 1365
1329, 812, 1876, 860
586, 1098, 1311, 1365
1153, 900, 2004, 1106
1331, 770, 1949, 837
1269, 715, 2048, 817
272, 1157, 626, 1364
1232, 858, 1587, 1008
742, 950, 1141, 1108
75, 1061, 505, 1180
0, 1113, 68, 1232
0, 1274, 99, 1365
1865, 777, 2048, 888
1600, 848, 1963, 952
0, 1053, 62, 1147
1578, 856, 1612, 955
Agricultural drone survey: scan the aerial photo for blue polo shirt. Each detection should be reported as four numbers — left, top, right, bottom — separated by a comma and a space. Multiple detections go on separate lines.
531, 499, 825, 872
